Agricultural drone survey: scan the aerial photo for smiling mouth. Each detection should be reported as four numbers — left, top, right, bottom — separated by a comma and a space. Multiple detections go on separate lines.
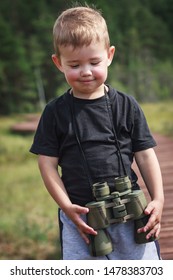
80, 79, 94, 83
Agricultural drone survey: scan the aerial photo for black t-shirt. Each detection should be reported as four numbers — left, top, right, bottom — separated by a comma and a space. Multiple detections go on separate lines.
30, 86, 156, 206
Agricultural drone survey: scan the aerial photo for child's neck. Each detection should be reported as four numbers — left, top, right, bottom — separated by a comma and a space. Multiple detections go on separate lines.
71, 85, 108, 100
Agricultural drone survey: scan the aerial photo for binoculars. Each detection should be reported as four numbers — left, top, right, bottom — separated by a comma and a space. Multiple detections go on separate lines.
86, 176, 156, 257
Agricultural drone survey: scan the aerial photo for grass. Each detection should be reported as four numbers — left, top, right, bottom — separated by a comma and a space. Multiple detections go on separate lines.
141, 101, 173, 138
0, 101, 172, 260
0, 115, 60, 260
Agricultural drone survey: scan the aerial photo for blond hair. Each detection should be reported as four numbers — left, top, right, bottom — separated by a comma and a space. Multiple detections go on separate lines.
53, 6, 110, 56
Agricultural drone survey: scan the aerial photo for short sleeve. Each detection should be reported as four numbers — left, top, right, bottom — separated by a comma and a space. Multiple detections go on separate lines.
30, 104, 59, 157
130, 98, 156, 152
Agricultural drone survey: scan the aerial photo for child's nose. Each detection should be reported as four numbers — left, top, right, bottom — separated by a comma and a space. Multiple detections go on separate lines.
80, 65, 92, 76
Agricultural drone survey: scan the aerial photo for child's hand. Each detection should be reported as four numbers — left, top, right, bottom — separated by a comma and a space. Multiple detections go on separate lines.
137, 199, 163, 239
65, 204, 97, 244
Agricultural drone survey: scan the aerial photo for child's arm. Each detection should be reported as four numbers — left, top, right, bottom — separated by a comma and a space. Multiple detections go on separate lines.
38, 155, 97, 243
134, 148, 164, 240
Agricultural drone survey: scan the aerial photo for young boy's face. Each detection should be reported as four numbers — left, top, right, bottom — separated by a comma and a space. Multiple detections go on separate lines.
52, 41, 115, 98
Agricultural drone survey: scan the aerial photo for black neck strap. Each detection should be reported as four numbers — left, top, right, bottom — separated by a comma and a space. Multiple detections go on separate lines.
69, 87, 127, 189
105, 89, 127, 176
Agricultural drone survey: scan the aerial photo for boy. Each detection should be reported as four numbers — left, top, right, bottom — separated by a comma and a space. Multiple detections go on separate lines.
30, 5, 164, 260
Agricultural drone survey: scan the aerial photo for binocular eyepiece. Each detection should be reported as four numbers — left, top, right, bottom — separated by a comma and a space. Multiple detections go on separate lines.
86, 176, 156, 257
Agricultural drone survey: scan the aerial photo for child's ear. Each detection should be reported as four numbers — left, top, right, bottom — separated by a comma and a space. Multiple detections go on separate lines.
52, 54, 64, 72
107, 46, 115, 67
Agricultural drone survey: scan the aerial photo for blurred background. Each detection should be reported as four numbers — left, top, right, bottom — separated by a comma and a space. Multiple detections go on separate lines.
0, 0, 173, 259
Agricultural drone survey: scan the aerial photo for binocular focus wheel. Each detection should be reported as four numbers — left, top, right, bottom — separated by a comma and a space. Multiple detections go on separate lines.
113, 204, 127, 218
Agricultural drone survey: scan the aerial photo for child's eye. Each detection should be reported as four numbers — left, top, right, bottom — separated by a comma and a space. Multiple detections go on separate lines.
70, 65, 79, 68
91, 61, 100, 65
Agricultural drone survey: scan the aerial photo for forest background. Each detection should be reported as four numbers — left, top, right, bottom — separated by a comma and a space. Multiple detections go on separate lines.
0, 0, 173, 260
0, 0, 173, 114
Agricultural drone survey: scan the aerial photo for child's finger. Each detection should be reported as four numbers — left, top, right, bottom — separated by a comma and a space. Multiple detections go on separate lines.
144, 204, 154, 215
146, 223, 161, 240
143, 213, 157, 232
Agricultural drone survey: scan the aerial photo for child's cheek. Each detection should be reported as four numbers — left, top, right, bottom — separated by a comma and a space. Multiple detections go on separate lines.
66, 70, 79, 81
94, 68, 108, 80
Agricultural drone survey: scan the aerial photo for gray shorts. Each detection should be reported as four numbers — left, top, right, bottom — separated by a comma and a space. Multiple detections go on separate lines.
59, 210, 160, 260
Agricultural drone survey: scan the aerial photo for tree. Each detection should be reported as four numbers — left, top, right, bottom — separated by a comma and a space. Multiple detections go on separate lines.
0, 0, 173, 114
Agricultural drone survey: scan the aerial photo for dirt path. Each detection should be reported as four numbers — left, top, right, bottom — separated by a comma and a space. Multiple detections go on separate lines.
133, 133, 173, 260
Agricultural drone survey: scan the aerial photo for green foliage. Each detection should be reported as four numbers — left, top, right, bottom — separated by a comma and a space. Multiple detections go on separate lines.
109, 57, 173, 102
141, 101, 173, 138
0, 116, 60, 259
0, 0, 173, 114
